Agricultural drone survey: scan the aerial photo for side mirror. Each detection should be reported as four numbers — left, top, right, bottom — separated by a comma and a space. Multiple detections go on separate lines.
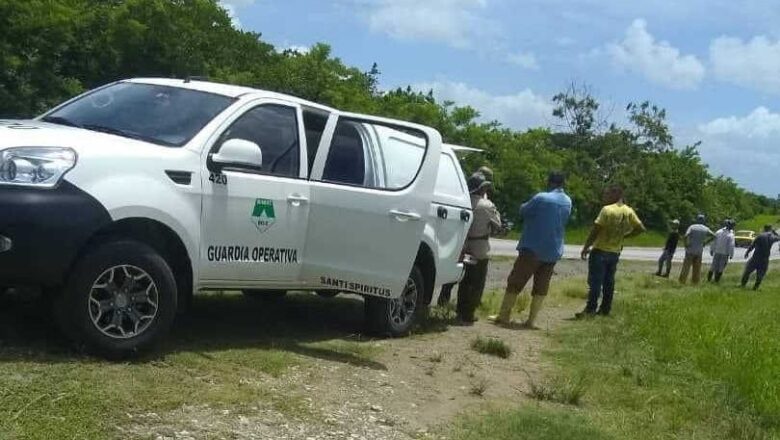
211, 138, 263, 170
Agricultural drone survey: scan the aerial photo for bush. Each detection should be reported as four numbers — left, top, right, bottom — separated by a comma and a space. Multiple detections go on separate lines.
471, 336, 512, 359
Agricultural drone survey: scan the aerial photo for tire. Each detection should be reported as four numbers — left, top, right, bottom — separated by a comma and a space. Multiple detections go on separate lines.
242, 289, 287, 300
53, 240, 178, 359
316, 290, 339, 299
365, 265, 425, 337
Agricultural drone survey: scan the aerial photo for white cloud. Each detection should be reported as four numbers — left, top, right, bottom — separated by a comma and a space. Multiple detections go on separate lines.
412, 81, 553, 130
696, 107, 780, 196
505, 51, 539, 69
219, 0, 255, 27
607, 19, 705, 89
277, 44, 310, 55
710, 36, 780, 94
360, 0, 492, 49
699, 107, 780, 139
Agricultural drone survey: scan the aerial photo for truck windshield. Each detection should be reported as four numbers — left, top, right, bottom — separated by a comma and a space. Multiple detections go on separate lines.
41, 82, 235, 147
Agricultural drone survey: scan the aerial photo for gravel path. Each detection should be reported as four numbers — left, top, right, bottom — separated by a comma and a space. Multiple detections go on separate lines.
125, 262, 585, 440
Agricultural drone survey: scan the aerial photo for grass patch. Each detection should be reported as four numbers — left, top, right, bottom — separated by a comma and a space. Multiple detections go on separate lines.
0, 290, 376, 439
566, 225, 668, 247
468, 378, 489, 397
471, 336, 512, 359
452, 405, 614, 440
506, 226, 667, 247
562, 285, 587, 299
528, 374, 589, 406
547, 267, 780, 439
736, 213, 780, 232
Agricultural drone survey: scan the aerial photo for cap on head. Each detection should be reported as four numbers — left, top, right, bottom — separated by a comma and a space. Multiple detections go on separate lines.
477, 166, 494, 182
671, 219, 680, 225
696, 214, 706, 223
467, 173, 492, 194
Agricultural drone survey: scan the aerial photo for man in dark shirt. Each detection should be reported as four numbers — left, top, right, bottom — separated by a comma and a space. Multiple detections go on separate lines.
655, 219, 680, 277
741, 224, 780, 290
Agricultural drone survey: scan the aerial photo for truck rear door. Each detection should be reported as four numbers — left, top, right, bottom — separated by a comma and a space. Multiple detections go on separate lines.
302, 114, 441, 298
431, 149, 472, 285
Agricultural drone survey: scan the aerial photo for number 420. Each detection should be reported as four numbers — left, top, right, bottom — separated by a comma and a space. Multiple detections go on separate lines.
209, 173, 228, 185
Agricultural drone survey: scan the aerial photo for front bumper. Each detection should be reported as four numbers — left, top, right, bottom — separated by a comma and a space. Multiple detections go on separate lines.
0, 181, 110, 286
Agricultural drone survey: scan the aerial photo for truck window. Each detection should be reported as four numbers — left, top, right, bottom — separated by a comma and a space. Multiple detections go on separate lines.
322, 121, 367, 185
435, 153, 466, 199
320, 118, 427, 190
303, 111, 329, 177
217, 104, 300, 178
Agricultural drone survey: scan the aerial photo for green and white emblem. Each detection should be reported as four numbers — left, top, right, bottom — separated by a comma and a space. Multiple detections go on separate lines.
251, 198, 276, 233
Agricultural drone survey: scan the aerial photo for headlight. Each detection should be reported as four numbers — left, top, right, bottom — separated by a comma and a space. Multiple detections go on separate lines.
0, 147, 77, 188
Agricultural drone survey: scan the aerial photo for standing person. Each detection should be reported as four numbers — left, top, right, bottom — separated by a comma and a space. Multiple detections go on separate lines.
492, 172, 572, 329
707, 219, 735, 283
438, 166, 495, 306
576, 185, 646, 318
655, 219, 681, 278
456, 173, 501, 324
741, 225, 780, 290
679, 214, 715, 285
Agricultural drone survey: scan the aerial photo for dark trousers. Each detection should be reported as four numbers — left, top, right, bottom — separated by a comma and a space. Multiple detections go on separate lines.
438, 283, 455, 305
457, 259, 489, 320
656, 249, 674, 277
586, 249, 620, 315
741, 257, 769, 290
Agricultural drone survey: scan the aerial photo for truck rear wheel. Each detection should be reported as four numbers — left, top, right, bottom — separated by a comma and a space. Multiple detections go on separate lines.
365, 265, 425, 337
54, 240, 178, 359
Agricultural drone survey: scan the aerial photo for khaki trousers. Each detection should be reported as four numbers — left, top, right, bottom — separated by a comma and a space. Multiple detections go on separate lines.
679, 252, 703, 284
498, 250, 556, 322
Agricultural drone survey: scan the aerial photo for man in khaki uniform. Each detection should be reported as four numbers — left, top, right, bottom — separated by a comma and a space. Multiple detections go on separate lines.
438, 166, 494, 306
457, 173, 501, 324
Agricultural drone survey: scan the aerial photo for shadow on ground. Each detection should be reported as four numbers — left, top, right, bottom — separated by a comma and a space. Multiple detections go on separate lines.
0, 289, 414, 369
0, 254, 570, 368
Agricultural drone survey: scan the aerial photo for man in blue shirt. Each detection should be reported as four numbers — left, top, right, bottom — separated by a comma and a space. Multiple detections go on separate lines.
493, 172, 572, 329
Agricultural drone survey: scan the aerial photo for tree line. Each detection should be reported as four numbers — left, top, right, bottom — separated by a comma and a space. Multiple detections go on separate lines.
1, 0, 775, 229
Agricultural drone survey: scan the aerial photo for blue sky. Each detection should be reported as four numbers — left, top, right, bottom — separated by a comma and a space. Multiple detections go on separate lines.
222, 0, 780, 196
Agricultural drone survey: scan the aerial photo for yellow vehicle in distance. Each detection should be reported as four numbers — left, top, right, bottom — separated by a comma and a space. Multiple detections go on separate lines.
735, 230, 756, 247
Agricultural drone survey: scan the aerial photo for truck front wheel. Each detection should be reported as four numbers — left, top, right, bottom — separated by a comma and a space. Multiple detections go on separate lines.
365, 265, 425, 336
54, 240, 178, 359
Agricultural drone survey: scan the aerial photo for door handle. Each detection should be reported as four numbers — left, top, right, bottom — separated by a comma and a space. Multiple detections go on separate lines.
437, 206, 448, 219
287, 194, 309, 206
389, 210, 422, 222
460, 210, 471, 222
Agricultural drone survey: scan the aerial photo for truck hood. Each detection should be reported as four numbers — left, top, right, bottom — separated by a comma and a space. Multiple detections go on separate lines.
0, 119, 185, 158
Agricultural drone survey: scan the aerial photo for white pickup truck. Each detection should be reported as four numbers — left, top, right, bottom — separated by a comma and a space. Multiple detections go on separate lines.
0, 78, 472, 357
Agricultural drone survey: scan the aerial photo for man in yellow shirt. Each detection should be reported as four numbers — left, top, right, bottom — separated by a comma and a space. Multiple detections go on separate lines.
576, 185, 645, 318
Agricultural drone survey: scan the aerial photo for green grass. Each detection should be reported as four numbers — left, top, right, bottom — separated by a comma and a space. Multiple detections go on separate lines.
528, 373, 590, 406
547, 268, 780, 439
452, 263, 780, 440
471, 336, 512, 359
452, 405, 614, 440
506, 226, 668, 247
0, 291, 382, 439
737, 213, 780, 232
564, 225, 668, 247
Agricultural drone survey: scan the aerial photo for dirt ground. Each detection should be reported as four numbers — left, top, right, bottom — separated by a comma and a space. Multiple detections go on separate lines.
2, 257, 656, 439
125, 258, 609, 440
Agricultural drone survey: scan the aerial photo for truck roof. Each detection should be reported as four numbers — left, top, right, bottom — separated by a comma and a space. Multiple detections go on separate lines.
126, 78, 336, 113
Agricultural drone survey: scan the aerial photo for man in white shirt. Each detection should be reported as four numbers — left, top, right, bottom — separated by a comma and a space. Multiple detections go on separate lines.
707, 219, 735, 283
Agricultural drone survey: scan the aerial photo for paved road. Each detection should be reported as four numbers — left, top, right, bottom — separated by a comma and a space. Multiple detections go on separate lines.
490, 239, 780, 263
